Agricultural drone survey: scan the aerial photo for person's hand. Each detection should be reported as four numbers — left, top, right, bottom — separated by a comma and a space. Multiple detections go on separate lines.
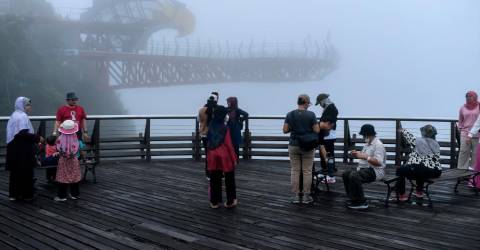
39, 136, 45, 144
53, 152, 59, 157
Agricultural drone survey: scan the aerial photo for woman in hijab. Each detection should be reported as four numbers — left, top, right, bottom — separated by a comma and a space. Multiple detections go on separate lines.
226, 97, 249, 159
207, 106, 238, 209
458, 91, 480, 170
6, 97, 39, 201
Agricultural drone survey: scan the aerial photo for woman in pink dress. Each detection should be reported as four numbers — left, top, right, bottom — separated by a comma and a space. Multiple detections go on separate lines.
55, 120, 82, 201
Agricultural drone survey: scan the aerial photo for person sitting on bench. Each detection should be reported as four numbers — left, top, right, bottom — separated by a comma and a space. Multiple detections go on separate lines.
395, 125, 442, 201
343, 124, 386, 210
41, 135, 59, 183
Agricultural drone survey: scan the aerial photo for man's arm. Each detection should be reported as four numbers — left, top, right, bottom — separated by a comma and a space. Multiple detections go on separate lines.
283, 123, 290, 134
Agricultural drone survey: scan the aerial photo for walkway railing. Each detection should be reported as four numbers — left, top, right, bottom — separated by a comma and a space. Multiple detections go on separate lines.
0, 115, 460, 168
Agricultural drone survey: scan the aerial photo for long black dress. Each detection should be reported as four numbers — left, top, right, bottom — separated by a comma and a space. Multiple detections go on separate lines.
6, 129, 38, 199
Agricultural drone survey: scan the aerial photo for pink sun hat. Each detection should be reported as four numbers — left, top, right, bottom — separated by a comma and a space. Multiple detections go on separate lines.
59, 120, 79, 135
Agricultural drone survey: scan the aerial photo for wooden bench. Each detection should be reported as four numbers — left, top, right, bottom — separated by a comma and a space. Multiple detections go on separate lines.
384, 169, 479, 208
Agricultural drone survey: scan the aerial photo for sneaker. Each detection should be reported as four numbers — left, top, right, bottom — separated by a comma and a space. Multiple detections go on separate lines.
468, 166, 474, 171
8, 197, 16, 201
326, 176, 336, 184
303, 195, 314, 204
397, 193, 409, 202
415, 191, 424, 198
291, 195, 302, 204
210, 203, 220, 209
347, 202, 369, 210
54, 197, 67, 202
206, 176, 210, 181
317, 173, 325, 179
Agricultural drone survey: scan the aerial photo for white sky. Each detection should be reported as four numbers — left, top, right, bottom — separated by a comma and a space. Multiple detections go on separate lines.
45, 0, 480, 118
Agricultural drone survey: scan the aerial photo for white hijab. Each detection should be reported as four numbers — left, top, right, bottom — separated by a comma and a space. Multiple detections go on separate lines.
6, 97, 34, 144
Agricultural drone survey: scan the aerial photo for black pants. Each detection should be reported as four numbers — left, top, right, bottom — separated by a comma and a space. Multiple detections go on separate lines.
320, 139, 336, 173
202, 137, 209, 178
342, 168, 376, 204
9, 168, 35, 199
57, 183, 80, 199
42, 156, 58, 181
210, 170, 236, 205
395, 164, 442, 194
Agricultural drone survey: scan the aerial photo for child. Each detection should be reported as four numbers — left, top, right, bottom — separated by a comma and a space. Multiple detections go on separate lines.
54, 120, 82, 202
41, 135, 59, 183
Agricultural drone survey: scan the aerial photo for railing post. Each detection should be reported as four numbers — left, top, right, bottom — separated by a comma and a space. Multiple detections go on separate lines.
450, 121, 457, 169
36, 120, 46, 138
343, 119, 350, 163
243, 118, 251, 160
193, 118, 201, 161
395, 120, 402, 167
144, 118, 151, 161
92, 119, 100, 163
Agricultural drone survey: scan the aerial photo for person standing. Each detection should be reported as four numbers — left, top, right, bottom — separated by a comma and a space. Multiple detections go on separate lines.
457, 91, 480, 170
54, 120, 82, 201
206, 106, 238, 208
198, 92, 219, 179
283, 94, 320, 204
53, 92, 88, 140
315, 93, 339, 183
6, 97, 39, 201
226, 97, 249, 159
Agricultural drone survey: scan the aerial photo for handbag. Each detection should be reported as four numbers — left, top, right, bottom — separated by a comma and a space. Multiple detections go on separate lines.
297, 132, 319, 151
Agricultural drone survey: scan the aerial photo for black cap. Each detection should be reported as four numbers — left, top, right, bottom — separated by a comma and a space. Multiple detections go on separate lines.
66, 92, 78, 100
359, 124, 376, 136
315, 93, 329, 105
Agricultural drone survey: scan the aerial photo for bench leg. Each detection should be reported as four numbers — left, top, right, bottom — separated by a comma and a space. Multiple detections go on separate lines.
385, 183, 392, 207
425, 182, 433, 208
407, 179, 415, 202
454, 177, 462, 193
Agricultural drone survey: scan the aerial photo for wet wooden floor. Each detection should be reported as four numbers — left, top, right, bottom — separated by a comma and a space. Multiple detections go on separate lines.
0, 160, 478, 250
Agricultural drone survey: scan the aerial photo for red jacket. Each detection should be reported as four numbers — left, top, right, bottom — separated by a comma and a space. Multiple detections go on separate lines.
207, 129, 237, 172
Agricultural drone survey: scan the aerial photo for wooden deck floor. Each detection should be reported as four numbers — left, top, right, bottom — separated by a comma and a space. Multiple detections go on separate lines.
0, 160, 479, 250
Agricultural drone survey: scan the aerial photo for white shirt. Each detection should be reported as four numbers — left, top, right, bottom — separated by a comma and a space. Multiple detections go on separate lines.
357, 137, 386, 181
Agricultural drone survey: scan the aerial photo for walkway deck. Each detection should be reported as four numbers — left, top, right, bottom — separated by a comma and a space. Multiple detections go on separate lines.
0, 160, 478, 249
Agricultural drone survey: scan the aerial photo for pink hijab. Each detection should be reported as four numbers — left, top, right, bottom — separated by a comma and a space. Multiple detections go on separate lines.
465, 91, 479, 110
56, 133, 79, 158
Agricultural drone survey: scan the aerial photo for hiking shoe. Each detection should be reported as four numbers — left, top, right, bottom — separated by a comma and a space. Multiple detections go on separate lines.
303, 195, 314, 204
54, 197, 67, 202
326, 176, 336, 184
415, 191, 424, 198
291, 195, 302, 204
398, 193, 409, 202
347, 202, 369, 210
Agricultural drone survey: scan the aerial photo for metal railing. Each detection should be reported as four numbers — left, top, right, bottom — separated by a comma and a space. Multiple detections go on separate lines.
0, 115, 460, 168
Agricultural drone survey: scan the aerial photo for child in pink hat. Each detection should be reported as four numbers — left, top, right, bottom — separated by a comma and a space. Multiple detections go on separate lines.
54, 120, 82, 201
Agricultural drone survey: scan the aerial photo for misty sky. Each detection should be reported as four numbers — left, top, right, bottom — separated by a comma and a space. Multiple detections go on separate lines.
46, 0, 480, 118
